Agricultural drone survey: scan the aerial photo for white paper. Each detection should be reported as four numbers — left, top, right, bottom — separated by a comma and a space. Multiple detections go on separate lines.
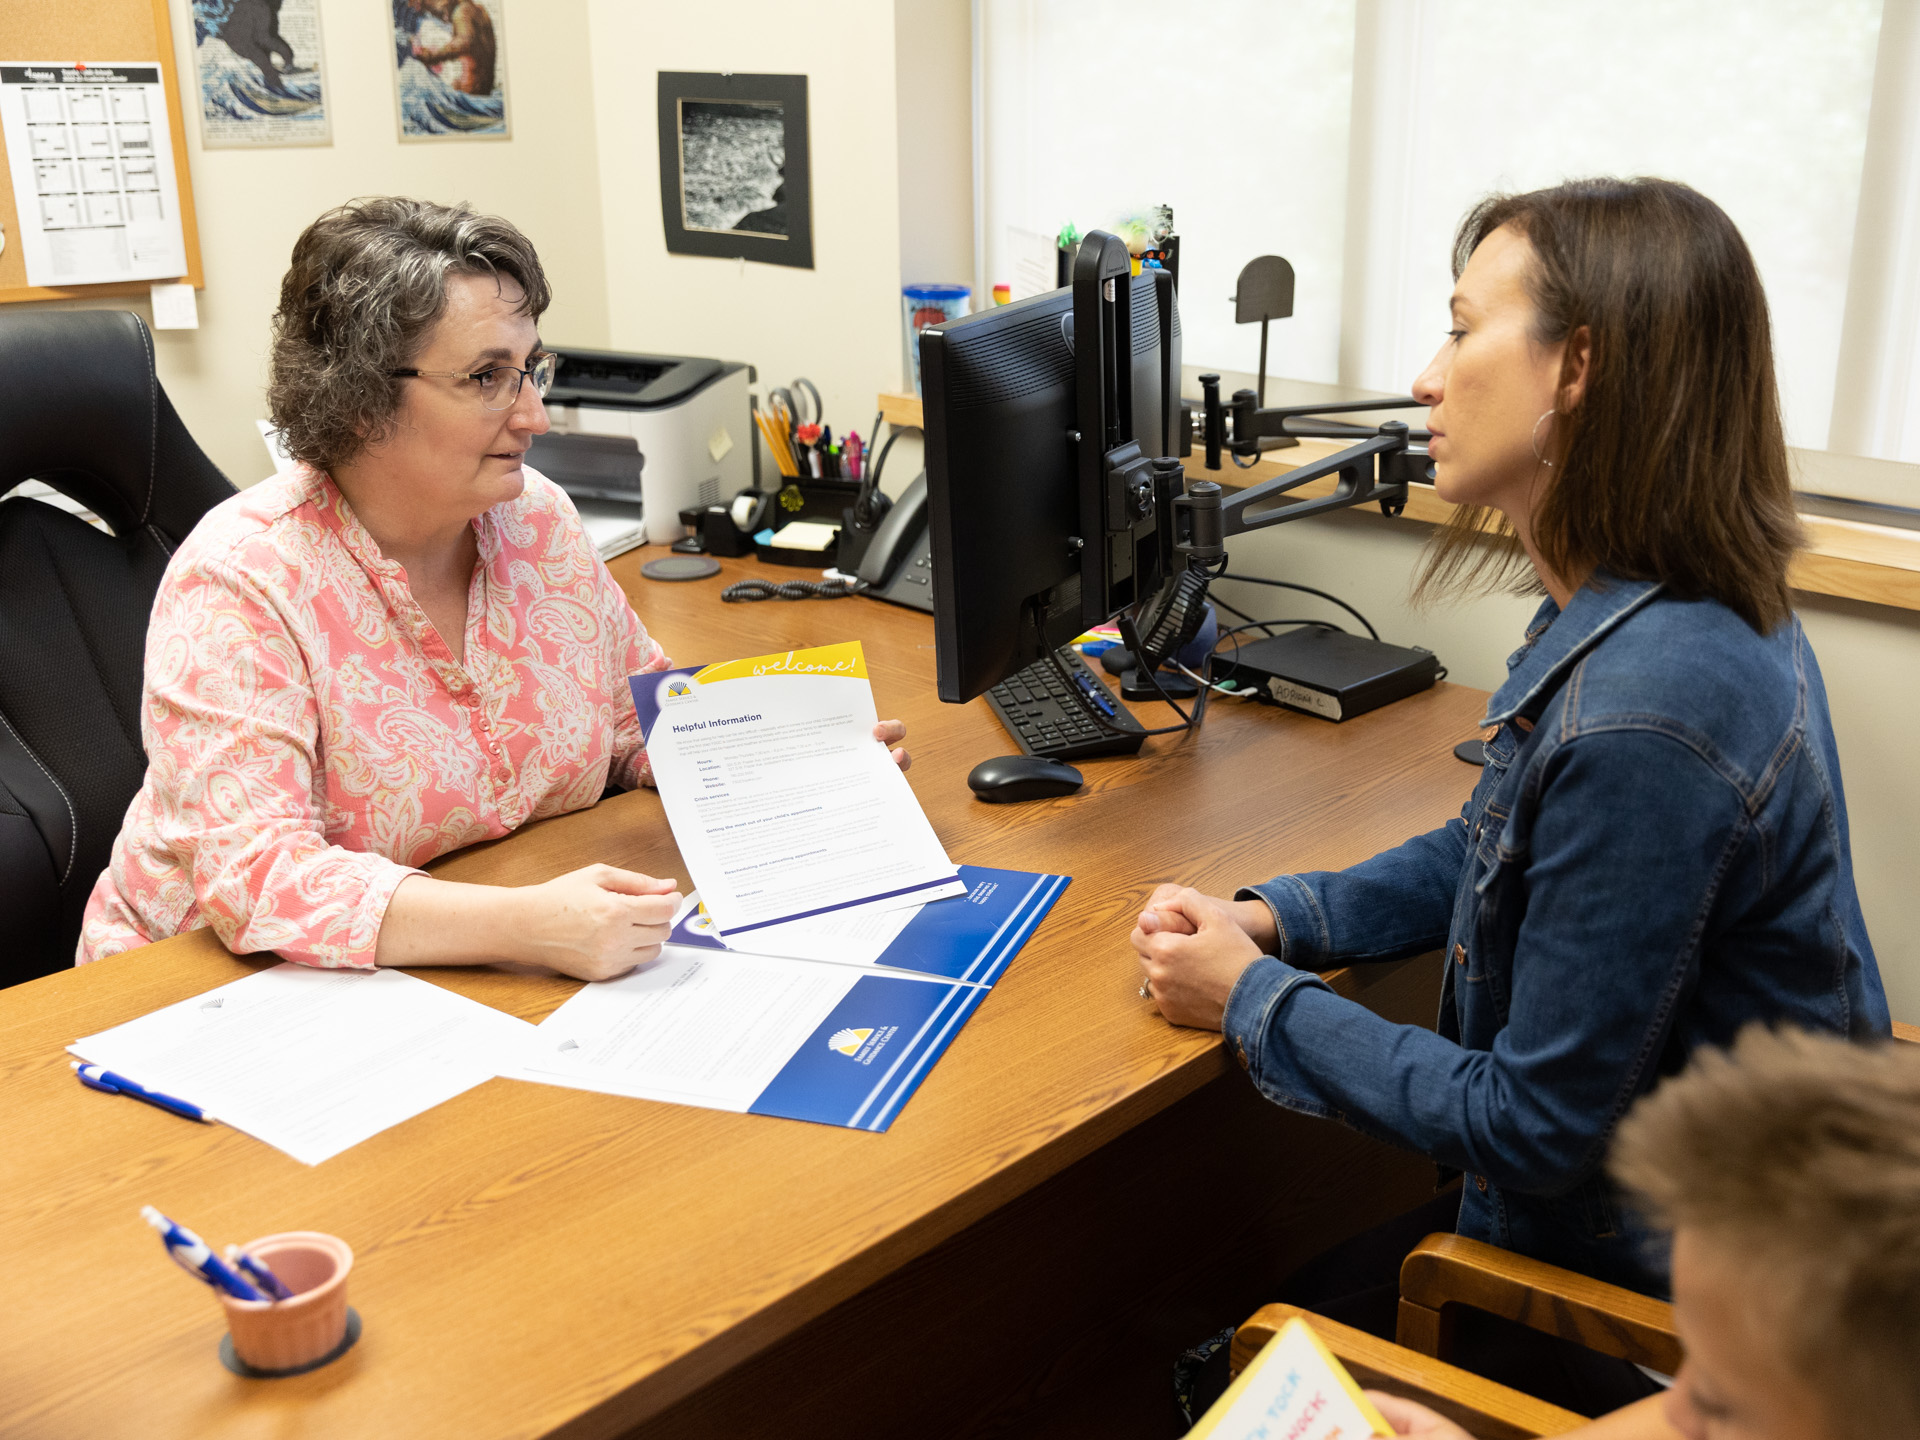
507, 947, 862, 1111
256, 418, 297, 474
571, 496, 647, 561
1008, 225, 1059, 301
70, 964, 535, 1166
149, 281, 197, 329
637, 644, 963, 936
0, 63, 189, 286
679, 890, 919, 969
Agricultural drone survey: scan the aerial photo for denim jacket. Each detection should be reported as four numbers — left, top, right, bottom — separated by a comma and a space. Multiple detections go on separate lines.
1224, 576, 1889, 1297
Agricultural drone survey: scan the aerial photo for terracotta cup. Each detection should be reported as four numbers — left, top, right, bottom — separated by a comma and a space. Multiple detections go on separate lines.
218, 1231, 354, 1373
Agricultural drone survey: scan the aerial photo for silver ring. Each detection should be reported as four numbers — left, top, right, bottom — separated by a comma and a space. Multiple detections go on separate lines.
1138, 980, 1152, 999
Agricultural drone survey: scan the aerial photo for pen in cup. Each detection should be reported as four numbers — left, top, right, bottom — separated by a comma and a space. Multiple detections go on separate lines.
142, 1206, 266, 1302
226, 1244, 295, 1301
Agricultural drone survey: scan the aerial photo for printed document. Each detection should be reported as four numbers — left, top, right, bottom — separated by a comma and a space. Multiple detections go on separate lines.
0, 63, 190, 286
632, 642, 962, 936
70, 965, 533, 1165
669, 865, 1071, 986
508, 945, 991, 1132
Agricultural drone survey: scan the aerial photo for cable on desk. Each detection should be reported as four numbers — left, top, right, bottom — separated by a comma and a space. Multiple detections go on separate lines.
1175, 660, 1262, 697
722, 577, 865, 602
1029, 606, 1203, 740
1217, 574, 1379, 640
1209, 593, 1276, 637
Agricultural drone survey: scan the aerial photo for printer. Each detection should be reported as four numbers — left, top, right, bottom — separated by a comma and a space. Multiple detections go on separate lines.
530, 347, 753, 545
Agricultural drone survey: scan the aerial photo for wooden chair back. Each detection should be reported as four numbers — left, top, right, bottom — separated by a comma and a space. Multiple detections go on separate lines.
1232, 1303, 1587, 1439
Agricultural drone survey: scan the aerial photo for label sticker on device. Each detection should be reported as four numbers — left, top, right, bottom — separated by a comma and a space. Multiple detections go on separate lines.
1268, 678, 1342, 721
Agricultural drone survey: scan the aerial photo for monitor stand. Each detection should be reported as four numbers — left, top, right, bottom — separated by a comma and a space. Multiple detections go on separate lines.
1120, 667, 1199, 701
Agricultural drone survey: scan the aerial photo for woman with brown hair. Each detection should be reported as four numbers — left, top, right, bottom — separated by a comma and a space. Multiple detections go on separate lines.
1135, 178, 1889, 1416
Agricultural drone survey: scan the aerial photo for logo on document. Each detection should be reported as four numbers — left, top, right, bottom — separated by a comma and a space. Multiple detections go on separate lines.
656, 673, 704, 708
828, 1028, 873, 1056
827, 1025, 898, 1063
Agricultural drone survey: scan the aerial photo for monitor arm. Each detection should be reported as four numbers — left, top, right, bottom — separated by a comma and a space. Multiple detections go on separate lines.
1181, 419, 1431, 546
1124, 421, 1434, 677
1190, 372, 1430, 470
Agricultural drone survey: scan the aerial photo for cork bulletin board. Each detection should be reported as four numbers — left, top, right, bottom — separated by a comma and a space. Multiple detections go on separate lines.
0, 0, 204, 303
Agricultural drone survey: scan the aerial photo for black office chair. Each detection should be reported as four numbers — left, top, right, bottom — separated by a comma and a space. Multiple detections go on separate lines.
0, 311, 235, 987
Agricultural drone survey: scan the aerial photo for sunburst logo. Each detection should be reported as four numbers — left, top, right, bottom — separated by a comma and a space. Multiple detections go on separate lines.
656, 673, 703, 707
828, 1028, 873, 1056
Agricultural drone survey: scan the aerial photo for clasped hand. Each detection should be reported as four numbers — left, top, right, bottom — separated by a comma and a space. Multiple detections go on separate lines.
1129, 884, 1277, 1030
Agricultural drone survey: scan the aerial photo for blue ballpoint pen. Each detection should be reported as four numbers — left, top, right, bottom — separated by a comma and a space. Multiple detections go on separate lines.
72, 1061, 217, 1123
141, 1206, 267, 1302
225, 1244, 295, 1301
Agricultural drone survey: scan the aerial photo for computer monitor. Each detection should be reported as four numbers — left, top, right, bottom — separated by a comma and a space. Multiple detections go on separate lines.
921, 266, 1181, 704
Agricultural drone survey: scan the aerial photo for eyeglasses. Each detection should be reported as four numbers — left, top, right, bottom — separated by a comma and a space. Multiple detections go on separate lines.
389, 352, 559, 411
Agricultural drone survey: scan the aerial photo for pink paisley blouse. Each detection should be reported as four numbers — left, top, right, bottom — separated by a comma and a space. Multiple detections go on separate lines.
77, 465, 668, 969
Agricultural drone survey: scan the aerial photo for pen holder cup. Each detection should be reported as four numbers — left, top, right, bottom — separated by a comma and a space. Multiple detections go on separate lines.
218, 1232, 356, 1376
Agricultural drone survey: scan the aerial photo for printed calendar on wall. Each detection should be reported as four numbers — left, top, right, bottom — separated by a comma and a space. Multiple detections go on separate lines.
0, 62, 189, 287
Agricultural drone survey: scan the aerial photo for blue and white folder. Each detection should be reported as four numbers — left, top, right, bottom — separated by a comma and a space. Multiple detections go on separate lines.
508, 868, 1071, 1131
668, 866, 1069, 988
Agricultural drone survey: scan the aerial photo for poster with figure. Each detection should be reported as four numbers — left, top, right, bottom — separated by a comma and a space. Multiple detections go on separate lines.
391, 0, 509, 141
192, 0, 329, 148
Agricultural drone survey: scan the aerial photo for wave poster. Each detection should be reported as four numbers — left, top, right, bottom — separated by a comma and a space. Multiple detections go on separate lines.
391, 0, 509, 141
192, 0, 330, 148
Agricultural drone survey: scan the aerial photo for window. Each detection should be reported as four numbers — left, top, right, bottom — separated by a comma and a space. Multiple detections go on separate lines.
977, 0, 1915, 487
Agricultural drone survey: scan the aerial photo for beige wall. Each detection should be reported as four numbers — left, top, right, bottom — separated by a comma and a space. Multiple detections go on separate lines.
894, 0, 975, 294
10, 0, 611, 488
584, 0, 905, 472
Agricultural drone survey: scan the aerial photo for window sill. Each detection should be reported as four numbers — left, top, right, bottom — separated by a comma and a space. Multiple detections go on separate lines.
1255, 439, 1920, 613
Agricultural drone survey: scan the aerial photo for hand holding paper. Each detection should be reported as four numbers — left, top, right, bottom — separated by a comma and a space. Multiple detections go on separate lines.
633, 643, 961, 937
513, 865, 684, 981
375, 864, 684, 981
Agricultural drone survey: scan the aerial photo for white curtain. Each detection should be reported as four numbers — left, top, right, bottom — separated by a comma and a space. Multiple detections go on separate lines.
976, 0, 1359, 389
978, 0, 1903, 463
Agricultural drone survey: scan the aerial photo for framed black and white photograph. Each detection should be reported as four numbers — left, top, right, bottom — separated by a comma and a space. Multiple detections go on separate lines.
657, 72, 812, 270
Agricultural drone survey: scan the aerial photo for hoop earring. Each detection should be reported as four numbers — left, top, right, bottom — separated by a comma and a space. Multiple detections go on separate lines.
1531, 409, 1558, 467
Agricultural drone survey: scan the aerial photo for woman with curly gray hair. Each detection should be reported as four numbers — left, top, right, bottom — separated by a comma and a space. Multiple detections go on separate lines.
79, 197, 906, 976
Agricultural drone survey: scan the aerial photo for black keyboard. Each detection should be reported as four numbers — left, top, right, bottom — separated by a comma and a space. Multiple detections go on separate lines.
985, 649, 1146, 761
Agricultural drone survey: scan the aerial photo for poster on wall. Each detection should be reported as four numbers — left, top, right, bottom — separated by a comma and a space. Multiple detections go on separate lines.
191, 0, 330, 148
0, 62, 189, 287
657, 72, 812, 270
391, 0, 509, 141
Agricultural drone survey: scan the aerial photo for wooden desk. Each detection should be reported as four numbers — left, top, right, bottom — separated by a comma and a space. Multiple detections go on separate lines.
0, 553, 1485, 1439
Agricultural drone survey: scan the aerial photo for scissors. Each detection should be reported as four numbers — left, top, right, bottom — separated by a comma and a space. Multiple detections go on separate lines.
767, 377, 822, 428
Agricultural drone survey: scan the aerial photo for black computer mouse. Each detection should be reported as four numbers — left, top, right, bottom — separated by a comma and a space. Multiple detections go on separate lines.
1099, 646, 1136, 676
966, 755, 1084, 803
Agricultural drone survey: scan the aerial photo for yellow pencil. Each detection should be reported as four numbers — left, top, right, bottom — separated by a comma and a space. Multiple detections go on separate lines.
755, 412, 794, 477
763, 412, 794, 476
769, 413, 799, 477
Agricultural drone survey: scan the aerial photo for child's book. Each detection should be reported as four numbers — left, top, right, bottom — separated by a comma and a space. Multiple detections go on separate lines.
1189, 1316, 1394, 1440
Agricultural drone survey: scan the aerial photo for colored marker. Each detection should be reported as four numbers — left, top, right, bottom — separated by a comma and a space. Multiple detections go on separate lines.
73, 1061, 217, 1123
141, 1207, 266, 1301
